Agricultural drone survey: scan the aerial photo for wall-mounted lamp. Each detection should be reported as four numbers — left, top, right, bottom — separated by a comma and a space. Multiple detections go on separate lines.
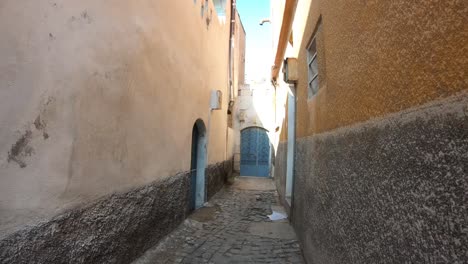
259, 18, 271, 26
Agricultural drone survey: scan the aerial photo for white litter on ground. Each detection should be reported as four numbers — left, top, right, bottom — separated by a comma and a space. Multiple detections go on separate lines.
268, 211, 287, 221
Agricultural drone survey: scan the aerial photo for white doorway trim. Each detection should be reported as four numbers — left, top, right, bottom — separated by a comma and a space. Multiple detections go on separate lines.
285, 84, 296, 205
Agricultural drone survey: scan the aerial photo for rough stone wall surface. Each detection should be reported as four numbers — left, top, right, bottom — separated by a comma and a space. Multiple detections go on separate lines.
206, 159, 233, 200
0, 172, 190, 264
0, 159, 233, 264
290, 93, 468, 264
274, 142, 287, 206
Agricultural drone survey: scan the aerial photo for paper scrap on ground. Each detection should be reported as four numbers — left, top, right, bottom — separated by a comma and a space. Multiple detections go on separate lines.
268, 211, 287, 221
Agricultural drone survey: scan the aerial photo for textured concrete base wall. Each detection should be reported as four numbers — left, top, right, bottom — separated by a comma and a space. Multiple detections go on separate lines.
289, 94, 468, 263
0, 160, 233, 264
206, 159, 232, 200
274, 142, 288, 209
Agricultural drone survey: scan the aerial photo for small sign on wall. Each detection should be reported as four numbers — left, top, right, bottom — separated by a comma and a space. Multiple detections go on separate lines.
210, 90, 222, 110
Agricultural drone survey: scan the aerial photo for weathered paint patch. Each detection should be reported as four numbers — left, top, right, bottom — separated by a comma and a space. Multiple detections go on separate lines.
7, 130, 33, 168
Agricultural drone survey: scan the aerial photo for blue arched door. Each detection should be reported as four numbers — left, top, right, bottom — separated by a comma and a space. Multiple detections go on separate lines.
240, 127, 270, 177
190, 119, 207, 210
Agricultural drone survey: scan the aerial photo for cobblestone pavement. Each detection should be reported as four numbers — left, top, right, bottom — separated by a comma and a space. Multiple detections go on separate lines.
134, 177, 304, 264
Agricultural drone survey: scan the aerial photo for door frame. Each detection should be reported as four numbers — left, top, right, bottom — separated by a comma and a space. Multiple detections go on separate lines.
240, 126, 271, 177
285, 84, 296, 205
190, 119, 207, 210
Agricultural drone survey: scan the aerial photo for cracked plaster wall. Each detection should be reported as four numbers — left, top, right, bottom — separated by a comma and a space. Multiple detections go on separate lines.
0, 0, 234, 238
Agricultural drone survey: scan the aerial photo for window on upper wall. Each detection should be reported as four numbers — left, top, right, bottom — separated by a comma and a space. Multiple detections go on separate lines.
213, 0, 227, 19
307, 37, 319, 99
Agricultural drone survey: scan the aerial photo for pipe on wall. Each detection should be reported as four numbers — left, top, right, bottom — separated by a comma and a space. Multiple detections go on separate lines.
225, 0, 236, 160
228, 0, 236, 101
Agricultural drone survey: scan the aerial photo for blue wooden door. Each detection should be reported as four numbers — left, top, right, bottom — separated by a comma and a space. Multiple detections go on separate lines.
240, 127, 270, 177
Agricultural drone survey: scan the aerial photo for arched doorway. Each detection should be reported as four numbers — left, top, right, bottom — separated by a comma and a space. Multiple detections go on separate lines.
240, 127, 271, 177
190, 119, 207, 210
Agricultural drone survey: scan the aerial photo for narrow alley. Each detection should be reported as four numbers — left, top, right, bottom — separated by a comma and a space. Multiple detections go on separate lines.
0, 0, 467, 263
134, 177, 303, 264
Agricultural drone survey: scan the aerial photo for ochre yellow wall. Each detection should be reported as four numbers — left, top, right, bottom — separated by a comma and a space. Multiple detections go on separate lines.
278, 0, 467, 138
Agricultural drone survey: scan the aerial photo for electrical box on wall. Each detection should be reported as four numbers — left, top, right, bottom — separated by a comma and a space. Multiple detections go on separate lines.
282, 57, 298, 84
238, 110, 246, 122
210, 90, 222, 110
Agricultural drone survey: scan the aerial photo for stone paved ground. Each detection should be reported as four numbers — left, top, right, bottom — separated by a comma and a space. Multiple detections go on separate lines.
133, 177, 304, 264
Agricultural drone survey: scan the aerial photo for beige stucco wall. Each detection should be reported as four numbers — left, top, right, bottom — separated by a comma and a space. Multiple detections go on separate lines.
0, 0, 233, 236
224, 8, 246, 165
233, 11, 246, 97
